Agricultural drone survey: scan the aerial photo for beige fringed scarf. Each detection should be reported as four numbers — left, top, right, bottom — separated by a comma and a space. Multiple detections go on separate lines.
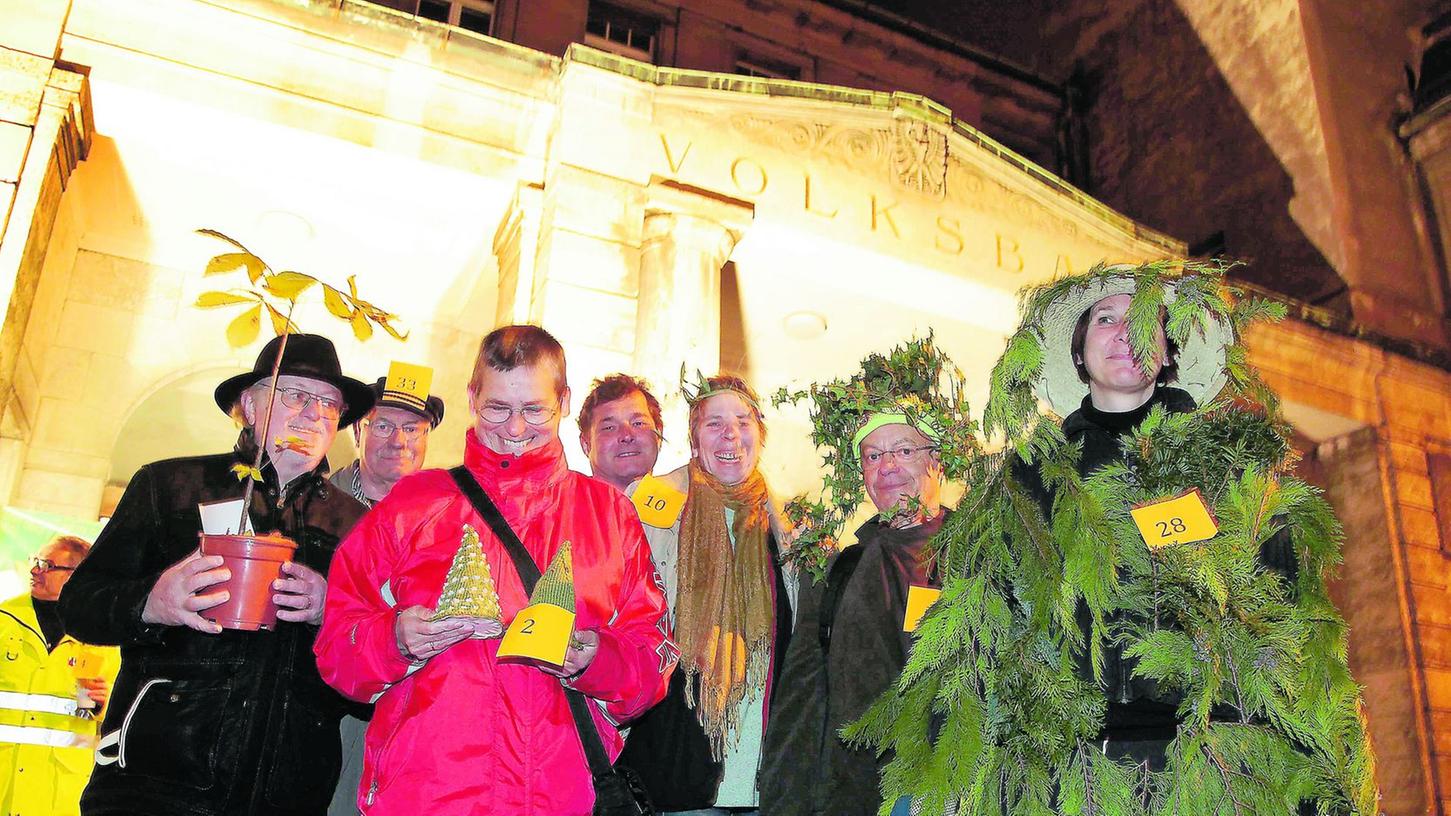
674, 462, 775, 759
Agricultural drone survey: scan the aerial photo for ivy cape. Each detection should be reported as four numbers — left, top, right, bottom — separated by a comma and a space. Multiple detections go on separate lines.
847, 261, 1379, 816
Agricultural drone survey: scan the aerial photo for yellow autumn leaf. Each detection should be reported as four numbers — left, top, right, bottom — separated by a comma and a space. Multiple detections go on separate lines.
264, 303, 295, 337
197, 228, 250, 252
274, 435, 311, 454
226, 303, 263, 348
263, 271, 318, 301
378, 318, 409, 341
205, 252, 265, 282
322, 285, 353, 319
195, 291, 256, 308
230, 463, 262, 482
350, 310, 374, 341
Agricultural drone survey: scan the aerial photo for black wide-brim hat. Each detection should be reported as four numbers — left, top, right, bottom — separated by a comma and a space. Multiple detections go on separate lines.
214, 333, 376, 428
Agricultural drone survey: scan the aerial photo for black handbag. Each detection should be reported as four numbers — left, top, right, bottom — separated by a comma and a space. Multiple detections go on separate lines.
449, 467, 657, 816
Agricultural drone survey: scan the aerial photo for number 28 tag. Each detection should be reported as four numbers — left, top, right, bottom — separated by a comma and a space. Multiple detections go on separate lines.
632, 474, 686, 528
1130, 488, 1218, 550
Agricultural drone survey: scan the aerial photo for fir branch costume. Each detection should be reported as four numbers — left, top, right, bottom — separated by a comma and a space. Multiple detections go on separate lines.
848, 261, 1378, 816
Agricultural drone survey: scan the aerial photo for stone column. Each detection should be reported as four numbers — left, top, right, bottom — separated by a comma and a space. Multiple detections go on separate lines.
492, 181, 545, 327
634, 178, 753, 468
0, 0, 92, 509
1316, 427, 1435, 816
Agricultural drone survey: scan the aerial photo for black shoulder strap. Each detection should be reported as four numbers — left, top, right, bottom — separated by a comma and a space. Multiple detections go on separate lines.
818, 543, 868, 654
449, 466, 541, 591
446, 466, 614, 777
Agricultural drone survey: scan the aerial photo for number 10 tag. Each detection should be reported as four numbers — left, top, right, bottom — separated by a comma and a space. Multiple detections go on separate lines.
1130, 488, 1218, 550
632, 474, 686, 529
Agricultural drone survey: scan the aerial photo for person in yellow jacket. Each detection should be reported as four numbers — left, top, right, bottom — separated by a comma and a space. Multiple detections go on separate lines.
0, 535, 118, 816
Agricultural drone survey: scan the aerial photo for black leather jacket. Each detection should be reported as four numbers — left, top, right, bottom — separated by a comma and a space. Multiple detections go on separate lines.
59, 437, 366, 816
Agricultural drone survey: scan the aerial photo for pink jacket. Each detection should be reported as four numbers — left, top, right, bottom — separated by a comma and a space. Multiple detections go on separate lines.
315, 434, 674, 815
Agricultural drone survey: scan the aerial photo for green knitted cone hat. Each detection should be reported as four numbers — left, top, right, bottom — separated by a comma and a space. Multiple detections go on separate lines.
530, 541, 575, 612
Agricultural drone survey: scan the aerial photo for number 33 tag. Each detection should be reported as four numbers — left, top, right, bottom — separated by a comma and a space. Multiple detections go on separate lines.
1130, 488, 1218, 550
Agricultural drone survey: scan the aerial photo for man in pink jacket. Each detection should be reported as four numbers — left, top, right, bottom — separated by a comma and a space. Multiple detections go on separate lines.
315, 325, 674, 815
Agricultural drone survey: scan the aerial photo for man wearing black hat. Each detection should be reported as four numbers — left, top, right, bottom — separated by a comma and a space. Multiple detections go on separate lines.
330, 373, 445, 508
59, 334, 374, 816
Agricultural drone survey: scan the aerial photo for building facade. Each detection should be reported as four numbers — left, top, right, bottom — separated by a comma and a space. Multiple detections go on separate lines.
2, 0, 1451, 812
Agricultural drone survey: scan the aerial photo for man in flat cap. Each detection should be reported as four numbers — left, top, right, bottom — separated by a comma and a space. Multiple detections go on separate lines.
60, 334, 373, 816
326, 364, 443, 816
331, 365, 446, 508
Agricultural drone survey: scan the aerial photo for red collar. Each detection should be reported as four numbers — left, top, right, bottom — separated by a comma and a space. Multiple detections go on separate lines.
463, 431, 570, 494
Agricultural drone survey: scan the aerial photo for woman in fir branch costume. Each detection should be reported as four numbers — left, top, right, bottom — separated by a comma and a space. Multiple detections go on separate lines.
847, 260, 1378, 816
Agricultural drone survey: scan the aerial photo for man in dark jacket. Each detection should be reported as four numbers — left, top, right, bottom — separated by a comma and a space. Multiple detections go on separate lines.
759, 412, 950, 816
59, 334, 374, 816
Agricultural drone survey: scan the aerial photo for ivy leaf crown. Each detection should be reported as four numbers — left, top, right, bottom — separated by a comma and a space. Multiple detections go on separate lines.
772, 333, 979, 582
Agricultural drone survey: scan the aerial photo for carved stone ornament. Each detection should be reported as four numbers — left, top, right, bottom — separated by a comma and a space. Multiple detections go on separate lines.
890, 118, 948, 198
726, 114, 892, 172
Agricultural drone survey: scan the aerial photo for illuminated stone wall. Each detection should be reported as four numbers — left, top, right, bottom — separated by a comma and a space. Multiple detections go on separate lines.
1, 1, 1451, 810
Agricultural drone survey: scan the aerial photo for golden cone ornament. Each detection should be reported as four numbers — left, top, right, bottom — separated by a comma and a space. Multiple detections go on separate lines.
431, 524, 502, 623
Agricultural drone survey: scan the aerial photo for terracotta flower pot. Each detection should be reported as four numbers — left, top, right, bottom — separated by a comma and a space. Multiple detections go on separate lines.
198, 532, 298, 631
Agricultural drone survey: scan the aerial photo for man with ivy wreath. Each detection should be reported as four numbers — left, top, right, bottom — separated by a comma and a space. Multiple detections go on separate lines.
849, 261, 1378, 816
759, 337, 976, 816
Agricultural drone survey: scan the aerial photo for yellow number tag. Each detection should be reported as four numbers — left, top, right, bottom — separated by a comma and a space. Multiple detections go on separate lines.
903, 585, 942, 633
384, 361, 434, 411
632, 475, 687, 529
497, 602, 576, 666
1130, 489, 1219, 550
70, 648, 102, 679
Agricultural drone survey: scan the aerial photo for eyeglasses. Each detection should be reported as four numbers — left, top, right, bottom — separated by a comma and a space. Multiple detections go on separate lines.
363, 418, 430, 441
476, 403, 558, 426
862, 445, 938, 467
30, 558, 76, 574
276, 387, 344, 420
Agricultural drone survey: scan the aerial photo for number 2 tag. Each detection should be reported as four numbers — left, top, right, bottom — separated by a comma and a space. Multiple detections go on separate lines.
1130, 488, 1218, 550
632, 475, 686, 528
497, 602, 575, 666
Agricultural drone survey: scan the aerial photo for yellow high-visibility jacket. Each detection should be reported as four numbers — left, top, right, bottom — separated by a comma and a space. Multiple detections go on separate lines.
0, 592, 119, 816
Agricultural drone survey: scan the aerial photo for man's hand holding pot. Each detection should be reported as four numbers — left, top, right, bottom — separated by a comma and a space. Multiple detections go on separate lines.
141, 548, 229, 634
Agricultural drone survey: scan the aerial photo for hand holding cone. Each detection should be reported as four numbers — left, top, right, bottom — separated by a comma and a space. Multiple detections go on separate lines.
431, 524, 504, 638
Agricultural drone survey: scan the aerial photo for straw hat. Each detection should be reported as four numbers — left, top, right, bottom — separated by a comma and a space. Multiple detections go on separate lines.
1031, 271, 1232, 417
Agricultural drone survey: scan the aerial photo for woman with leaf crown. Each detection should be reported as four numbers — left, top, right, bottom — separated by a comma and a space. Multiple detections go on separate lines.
617, 373, 796, 815
848, 260, 1378, 816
